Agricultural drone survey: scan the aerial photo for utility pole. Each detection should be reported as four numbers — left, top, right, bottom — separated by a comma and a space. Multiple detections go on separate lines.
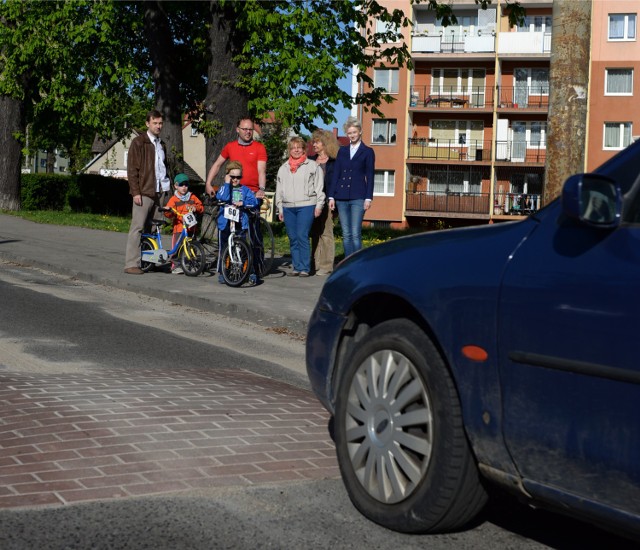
543, 0, 592, 203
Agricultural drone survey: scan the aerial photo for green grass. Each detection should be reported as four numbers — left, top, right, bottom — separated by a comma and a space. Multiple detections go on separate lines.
2, 209, 425, 258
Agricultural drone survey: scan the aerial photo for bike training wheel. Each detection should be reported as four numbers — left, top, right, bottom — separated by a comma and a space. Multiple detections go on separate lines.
180, 239, 206, 277
221, 238, 252, 287
258, 216, 275, 277
140, 238, 157, 272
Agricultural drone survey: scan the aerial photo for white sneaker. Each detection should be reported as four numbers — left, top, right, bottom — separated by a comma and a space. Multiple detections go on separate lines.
172, 266, 184, 275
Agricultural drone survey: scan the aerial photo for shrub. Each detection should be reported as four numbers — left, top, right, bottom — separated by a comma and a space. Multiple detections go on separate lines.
21, 174, 70, 211
66, 174, 131, 216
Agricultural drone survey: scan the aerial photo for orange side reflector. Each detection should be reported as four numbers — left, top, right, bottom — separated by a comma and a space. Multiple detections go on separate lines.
462, 345, 488, 362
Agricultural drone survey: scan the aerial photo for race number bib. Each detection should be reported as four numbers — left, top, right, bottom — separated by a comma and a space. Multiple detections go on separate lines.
224, 205, 240, 223
183, 212, 197, 228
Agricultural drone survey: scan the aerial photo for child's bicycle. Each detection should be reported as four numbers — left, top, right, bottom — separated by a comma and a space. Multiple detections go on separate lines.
216, 201, 254, 287
140, 208, 206, 276
201, 194, 275, 279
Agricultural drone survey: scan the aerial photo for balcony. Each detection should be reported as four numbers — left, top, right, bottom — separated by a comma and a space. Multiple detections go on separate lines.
410, 86, 494, 109
498, 31, 551, 55
494, 141, 546, 164
405, 190, 542, 217
408, 139, 492, 162
497, 87, 549, 110
493, 192, 542, 216
412, 33, 495, 54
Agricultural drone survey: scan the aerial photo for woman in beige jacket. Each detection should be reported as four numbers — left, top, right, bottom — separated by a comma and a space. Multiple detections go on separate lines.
276, 136, 325, 277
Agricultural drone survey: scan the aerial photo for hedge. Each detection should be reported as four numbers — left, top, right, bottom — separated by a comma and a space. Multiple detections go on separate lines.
21, 173, 132, 216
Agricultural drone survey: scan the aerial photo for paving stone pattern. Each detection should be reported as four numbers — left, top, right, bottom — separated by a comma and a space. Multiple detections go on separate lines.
0, 367, 339, 509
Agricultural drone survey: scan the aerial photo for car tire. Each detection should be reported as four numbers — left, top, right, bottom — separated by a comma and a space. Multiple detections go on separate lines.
334, 318, 487, 533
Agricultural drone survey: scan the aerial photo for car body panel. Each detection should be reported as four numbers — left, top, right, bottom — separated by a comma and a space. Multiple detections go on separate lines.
499, 200, 640, 516
306, 139, 640, 535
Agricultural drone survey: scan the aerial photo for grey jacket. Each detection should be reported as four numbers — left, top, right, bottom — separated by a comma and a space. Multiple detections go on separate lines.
275, 158, 325, 212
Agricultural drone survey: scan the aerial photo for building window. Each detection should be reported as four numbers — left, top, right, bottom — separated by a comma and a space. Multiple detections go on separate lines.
430, 120, 484, 147
190, 126, 199, 137
374, 68, 399, 94
609, 14, 636, 41
374, 170, 395, 196
431, 68, 485, 97
372, 119, 397, 144
605, 68, 633, 95
124, 149, 128, 166
604, 122, 632, 149
517, 16, 552, 33
427, 169, 482, 194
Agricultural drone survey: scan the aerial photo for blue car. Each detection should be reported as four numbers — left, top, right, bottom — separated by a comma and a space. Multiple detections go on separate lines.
306, 141, 640, 539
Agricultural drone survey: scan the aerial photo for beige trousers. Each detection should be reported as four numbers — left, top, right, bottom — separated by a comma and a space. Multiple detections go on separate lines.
124, 193, 168, 269
310, 204, 335, 272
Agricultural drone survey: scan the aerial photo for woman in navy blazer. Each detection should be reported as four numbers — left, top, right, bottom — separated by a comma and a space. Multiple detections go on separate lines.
328, 117, 375, 258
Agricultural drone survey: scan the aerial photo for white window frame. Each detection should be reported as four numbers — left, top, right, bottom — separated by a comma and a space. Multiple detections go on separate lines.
430, 119, 484, 147
431, 68, 486, 96
517, 16, 552, 33
124, 149, 129, 166
605, 68, 633, 95
374, 170, 395, 196
603, 122, 632, 150
372, 119, 397, 145
608, 14, 637, 41
374, 68, 399, 94
190, 126, 199, 137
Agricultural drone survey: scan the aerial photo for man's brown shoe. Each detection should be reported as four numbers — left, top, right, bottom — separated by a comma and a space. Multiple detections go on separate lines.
124, 267, 144, 275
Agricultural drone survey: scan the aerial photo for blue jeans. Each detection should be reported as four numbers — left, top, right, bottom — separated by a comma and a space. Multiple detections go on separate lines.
283, 205, 315, 273
336, 199, 365, 258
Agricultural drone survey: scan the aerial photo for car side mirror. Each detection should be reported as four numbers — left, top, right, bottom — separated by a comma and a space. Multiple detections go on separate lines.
562, 173, 622, 228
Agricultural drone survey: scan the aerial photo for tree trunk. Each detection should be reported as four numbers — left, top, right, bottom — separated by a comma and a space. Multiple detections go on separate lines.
0, 96, 25, 210
204, 0, 249, 185
543, 0, 592, 203
46, 150, 56, 173
144, 0, 184, 177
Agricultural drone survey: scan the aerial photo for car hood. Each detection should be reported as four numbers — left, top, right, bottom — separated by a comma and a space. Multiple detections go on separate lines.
320, 217, 541, 320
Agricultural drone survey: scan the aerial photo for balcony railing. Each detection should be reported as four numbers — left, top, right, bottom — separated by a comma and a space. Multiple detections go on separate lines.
497, 87, 549, 110
411, 33, 496, 54
498, 31, 551, 54
405, 191, 490, 215
408, 139, 492, 162
410, 85, 494, 109
494, 141, 546, 163
405, 191, 542, 216
493, 192, 542, 215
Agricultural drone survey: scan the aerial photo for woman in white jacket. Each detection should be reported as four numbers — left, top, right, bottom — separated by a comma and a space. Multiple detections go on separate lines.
276, 136, 325, 277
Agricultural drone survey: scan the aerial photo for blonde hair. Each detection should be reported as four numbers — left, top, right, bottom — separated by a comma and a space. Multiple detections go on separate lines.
343, 116, 362, 134
288, 136, 306, 151
311, 129, 340, 159
225, 160, 243, 174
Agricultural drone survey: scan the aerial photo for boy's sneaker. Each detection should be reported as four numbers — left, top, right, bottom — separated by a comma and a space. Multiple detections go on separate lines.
218, 274, 225, 284
172, 266, 184, 275
249, 274, 258, 286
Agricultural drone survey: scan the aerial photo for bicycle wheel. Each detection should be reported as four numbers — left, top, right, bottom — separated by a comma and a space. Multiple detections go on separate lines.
180, 239, 206, 277
140, 238, 157, 272
258, 216, 275, 277
221, 237, 252, 287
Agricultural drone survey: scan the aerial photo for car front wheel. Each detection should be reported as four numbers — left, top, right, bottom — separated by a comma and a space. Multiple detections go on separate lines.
334, 319, 487, 533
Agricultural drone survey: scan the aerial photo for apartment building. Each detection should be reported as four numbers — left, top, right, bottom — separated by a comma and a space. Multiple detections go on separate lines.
357, 0, 640, 228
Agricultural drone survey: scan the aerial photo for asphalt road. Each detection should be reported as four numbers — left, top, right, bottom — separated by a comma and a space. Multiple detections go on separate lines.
1, 263, 637, 549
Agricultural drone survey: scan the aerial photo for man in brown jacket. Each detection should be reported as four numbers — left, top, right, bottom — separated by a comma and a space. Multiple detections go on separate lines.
124, 109, 172, 274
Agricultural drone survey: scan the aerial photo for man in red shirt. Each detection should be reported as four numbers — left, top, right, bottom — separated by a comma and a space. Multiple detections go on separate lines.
205, 117, 267, 198
205, 116, 268, 280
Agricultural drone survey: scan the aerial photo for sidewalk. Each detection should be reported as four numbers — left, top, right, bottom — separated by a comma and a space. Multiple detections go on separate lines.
0, 214, 325, 335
